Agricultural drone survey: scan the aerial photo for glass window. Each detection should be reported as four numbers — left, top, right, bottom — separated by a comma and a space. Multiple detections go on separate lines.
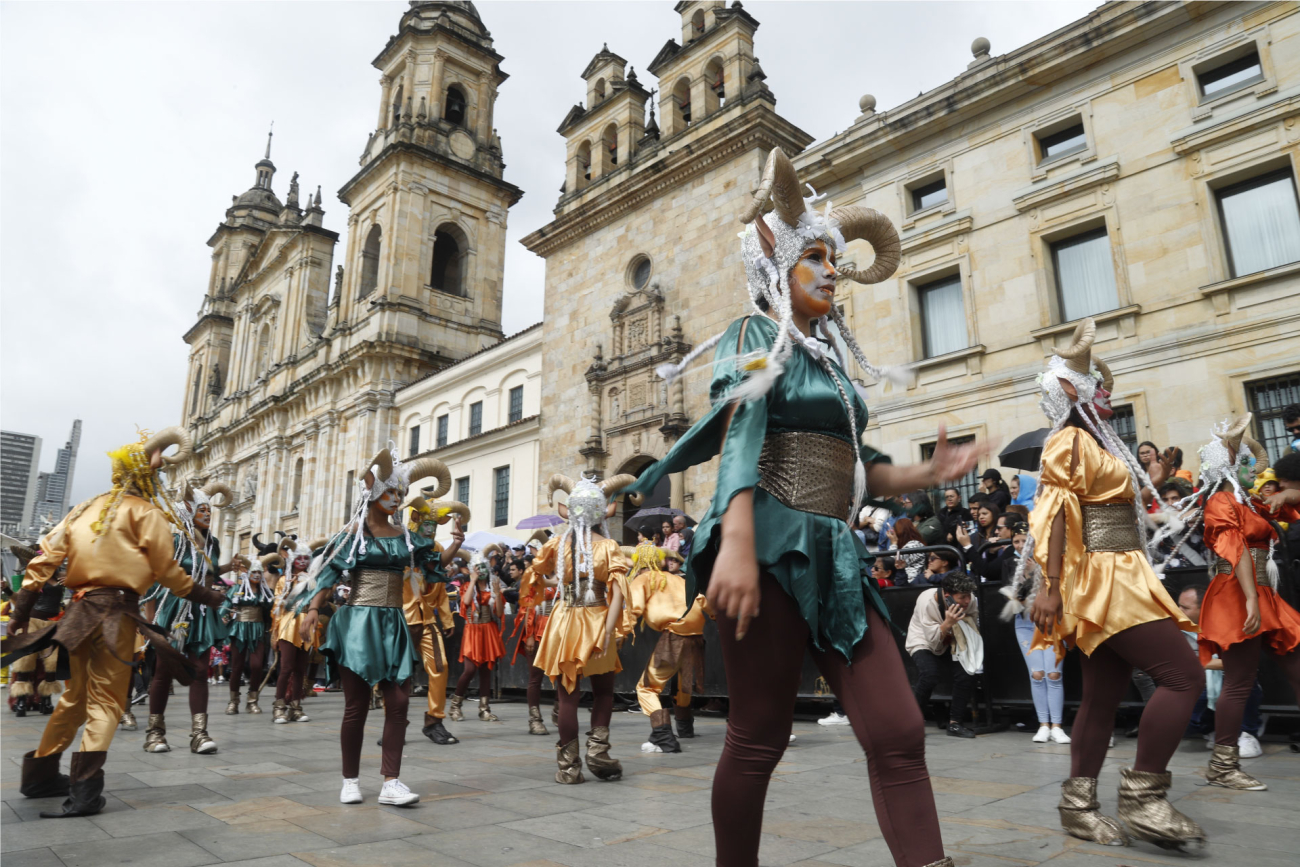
1051, 228, 1119, 321
1037, 122, 1087, 163
1111, 405, 1137, 456
436, 414, 448, 448
922, 436, 978, 508
493, 466, 510, 527
918, 275, 967, 358
1217, 171, 1300, 277
408, 425, 420, 458
911, 178, 947, 213
508, 386, 524, 424
1246, 373, 1300, 462
1199, 50, 1264, 98
468, 402, 483, 437
456, 476, 470, 506
632, 257, 651, 289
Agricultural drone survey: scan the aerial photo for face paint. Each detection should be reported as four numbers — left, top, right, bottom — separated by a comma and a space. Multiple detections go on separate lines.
418, 520, 438, 539
292, 554, 311, 574
1237, 456, 1256, 488
1092, 384, 1114, 421
374, 490, 401, 516
194, 504, 212, 531
788, 242, 836, 319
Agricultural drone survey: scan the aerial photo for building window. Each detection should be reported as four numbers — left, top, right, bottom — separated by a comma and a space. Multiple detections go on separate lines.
673, 77, 692, 126
1111, 405, 1138, 456
629, 255, 652, 289
1036, 120, 1087, 164
1198, 49, 1264, 99
493, 466, 510, 527
408, 425, 420, 458
910, 177, 948, 213
1246, 373, 1300, 462
444, 85, 467, 127
917, 275, 966, 358
922, 436, 978, 507
508, 386, 524, 424
603, 123, 618, 167
1216, 170, 1300, 278
291, 457, 304, 510
468, 402, 483, 436
456, 476, 470, 506
577, 141, 592, 184
436, 414, 449, 448
431, 227, 464, 296
1051, 228, 1119, 322
359, 224, 382, 297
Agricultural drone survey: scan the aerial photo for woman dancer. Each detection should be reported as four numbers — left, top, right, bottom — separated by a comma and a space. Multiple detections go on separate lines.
146, 481, 244, 754
294, 448, 451, 806
1019, 319, 1203, 849
224, 554, 276, 715
513, 529, 558, 735
450, 544, 506, 723
524, 474, 636, 784
625, 147, 981, 867
269, 537, 319, 724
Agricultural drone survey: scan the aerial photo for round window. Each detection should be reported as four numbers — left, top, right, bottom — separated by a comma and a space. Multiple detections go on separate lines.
630, 256, 652, 290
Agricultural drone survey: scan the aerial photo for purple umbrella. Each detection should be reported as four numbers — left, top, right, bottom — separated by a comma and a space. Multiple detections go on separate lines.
517, 514, 565, 530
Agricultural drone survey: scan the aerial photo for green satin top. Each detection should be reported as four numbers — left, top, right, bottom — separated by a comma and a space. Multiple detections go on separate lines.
153, 533, 230, 655
627, 315, 892, 660
225, 581, 273, 652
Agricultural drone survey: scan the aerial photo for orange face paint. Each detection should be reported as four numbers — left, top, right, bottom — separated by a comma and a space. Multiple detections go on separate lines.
789, 242, 836, 318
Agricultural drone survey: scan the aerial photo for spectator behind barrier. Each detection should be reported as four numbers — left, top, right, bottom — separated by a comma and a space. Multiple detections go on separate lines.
888, 518, 928, 583
870, 556, 901, 588
912, 549, 961, 587
906, 572, 980, 739
979, 468, 1012, 512
1283, 404, 1300, 454
937, 487, 972, 546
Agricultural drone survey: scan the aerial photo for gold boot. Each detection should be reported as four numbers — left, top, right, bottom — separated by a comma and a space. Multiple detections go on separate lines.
528, 705, 549, 736
1116, 767, 1205, 850
478, 696, 499, 722
1058, 777, 1127, 846
584, 726, 622, 781
555, 739, 585, 784
922, 860, 955, 867
190, 713, 217, 754
289, 700, 311, 722
448, 694, 465, 722
119, 710, 138, 731
143, 714, 170, 752
225, 689, 240, 715
245, 690, 263, 714
272, 699, 290, 724
1207, 743, 1267, 791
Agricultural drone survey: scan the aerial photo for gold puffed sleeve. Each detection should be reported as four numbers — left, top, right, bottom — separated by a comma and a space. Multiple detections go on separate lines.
1030, 429, 1086, 588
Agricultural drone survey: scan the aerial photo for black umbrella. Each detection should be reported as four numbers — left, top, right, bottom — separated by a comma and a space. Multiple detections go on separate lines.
624, 507, 695, 537
999, 428, 1052, 472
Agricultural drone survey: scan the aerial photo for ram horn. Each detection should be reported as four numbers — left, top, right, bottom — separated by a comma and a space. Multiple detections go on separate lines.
259, 552, 285, 570
201, 481, 234, 508
1242, 434, 1270, 473
546, 473, 575, 506
181, 481, 195, 505
526, 529, 551, 546
405, 456, 452, 499
251, 533, 277, 555
1221, 413, 1253, 457
830, 206, 902, 284
308, 537, 330, 552
1093, 357, 1114, 392
476, 542, 504, 560
366, 449, 394, 485
1052, 318, 1096, 376
431, 500, 470, 525
143, 426, 193, 465
599, 473, 642, 504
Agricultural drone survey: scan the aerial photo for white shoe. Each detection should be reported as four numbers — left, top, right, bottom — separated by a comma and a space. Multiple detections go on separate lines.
1032, 725, 1050, 743
378, 778, 419, 806
789, 734, 796, 744
818, 712, 850, 727
340, 778, 362, 804
1049, 726, 1072, 744
641, 741, 663, 753
1239, 731, 1263, 758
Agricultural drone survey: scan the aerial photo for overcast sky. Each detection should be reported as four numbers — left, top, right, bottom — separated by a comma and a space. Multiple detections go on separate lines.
1, 0, 1094, 506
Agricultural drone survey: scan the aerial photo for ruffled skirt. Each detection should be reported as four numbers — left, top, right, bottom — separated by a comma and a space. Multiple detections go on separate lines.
155, 591, 230, 656
228, 621, 267, 654
460, 622, 505, 667
1199, 574, 1300, 663
321, 605, 418, 687
534, 604, 621, 693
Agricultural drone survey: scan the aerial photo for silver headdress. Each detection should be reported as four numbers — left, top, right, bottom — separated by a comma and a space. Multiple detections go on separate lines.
547, 472, 640, 604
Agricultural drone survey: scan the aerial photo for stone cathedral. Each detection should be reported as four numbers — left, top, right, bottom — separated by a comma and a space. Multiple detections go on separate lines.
176, 1, 522, 555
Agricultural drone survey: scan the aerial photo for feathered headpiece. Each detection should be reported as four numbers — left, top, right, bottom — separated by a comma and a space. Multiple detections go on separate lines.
546, 472, 640, 603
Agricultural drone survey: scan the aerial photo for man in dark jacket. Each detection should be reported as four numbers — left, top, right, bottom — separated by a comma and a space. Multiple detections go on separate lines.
936, 488, 972, 545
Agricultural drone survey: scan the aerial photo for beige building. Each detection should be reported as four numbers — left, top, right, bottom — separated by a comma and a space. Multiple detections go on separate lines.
175, 1, 523, 556
525, 0, 1300, 519
394, 322, 542, 542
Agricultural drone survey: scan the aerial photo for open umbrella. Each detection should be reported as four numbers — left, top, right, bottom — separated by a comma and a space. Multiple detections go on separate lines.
517, 514, 565, 530
999, 428, 1052, 472
624, 507, 695, 537
461, 530, 526, 552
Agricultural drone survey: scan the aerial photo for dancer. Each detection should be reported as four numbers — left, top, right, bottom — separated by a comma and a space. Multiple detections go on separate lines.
625, 147, 980, 867
293, 448, 452, 806
1018, 318, 1204, 849
4, 427, 228, 818
269, 537, 319, 724
525, 473, 636, 784
403, 493, 466, 744
7, 546, 64, 718
625, 543, 711, 753
224, 554, 276, 715
513, 529, 558, 735
451, 544, 507, 723
146, 480, 245, 754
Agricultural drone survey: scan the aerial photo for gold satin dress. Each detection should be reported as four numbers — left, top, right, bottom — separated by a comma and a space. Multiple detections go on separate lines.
1030, 429, 1191, 659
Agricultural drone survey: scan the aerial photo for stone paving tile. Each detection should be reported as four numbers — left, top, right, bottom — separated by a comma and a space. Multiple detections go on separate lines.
113, 783, 235, 809
0, 848, 66, 867
89, 802, 227, 837
285, 807, 436, 844
406, 826, 590, 867
52, 830, 221, 867
652, 823, 840, 866
200, 795, 327, 825
293, 838, 478, 867
500, 810, 665, 849
180, 818, 338, 860
469, 788, 606, 819
1, 814, 110, 851
212, 858, 314, 867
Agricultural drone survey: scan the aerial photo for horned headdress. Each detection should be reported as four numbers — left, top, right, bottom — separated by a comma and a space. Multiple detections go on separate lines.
546, 472, 641, 603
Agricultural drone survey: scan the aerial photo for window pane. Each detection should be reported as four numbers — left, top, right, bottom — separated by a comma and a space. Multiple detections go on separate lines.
509, 386, 523, 424
1219, 173, 1300, 277
1038, 123, 1086, 161
1247, 374, 1300, 463
456, 476, 469, 505
436, 415, 448, 448
493, 466, 510, 527
919, 276, 966, 358
922, 436, 978, 509
1111, 406, 1137, 456
408, 425, 420, 458
1200, 52, 1263, 97
911, 179, 947, 212
1053, 230, 1119, 321
469, 402, 483, 436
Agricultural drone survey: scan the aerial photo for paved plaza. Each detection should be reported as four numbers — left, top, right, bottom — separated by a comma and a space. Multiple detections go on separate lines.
3, 692, 1297, 867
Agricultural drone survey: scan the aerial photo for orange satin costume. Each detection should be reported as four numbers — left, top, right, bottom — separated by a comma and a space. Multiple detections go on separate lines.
1199, 491, 1300, 664
1031, 429, 1191, 659
458, 582, 506, 668
526, 535, 631, 693
511, 570, 556, 664
270, 572, 321, 651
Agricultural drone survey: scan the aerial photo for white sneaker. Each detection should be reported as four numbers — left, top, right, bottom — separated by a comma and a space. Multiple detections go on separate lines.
1239, 731, 1263, 758
789, 734, 797, 744
339, 777, 363, 804
1032, 725, 1050, 743
818, 712, 850, 727
1049, 726, 1072, 744
378, 778, 419, 806
641, 741, 663, 753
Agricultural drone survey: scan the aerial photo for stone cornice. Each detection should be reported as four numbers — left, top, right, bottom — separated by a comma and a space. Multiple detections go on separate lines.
339, 139, 523, 207
183, 313, 234, 345
899, 210, 974, 254
1011, 157, 1121, 212
1170, 85, 1300, 154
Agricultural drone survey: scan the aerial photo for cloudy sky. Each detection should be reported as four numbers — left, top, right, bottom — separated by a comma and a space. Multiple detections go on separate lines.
1, 0, 1094, 506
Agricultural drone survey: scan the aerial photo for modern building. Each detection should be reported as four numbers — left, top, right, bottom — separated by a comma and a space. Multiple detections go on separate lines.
0, 431, 41, 538
28, 420, 81, 536
394, 322, 541, 541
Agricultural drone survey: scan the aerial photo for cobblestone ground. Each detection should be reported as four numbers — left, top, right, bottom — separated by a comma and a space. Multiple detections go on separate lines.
3, 690, 1297, 867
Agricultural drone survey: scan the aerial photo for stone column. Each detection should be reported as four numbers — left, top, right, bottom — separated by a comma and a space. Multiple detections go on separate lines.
476, 77, 492, 142
378, 76, 393, 128
669, 471, 685, 511
430, 52, 446, 119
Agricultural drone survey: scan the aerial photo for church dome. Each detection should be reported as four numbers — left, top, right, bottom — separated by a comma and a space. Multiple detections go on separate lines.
234, 185, 282, 211
406, 1, 487, 36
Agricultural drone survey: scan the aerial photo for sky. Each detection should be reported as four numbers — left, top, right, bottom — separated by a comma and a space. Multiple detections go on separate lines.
0, 0, 1095, 506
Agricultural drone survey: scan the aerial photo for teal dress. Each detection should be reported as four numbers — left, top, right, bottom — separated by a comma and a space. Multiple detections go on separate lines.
226, 581, 272, 653
627, 315, 893, 660
154, 533, 231, 656
305, 530, 443, 686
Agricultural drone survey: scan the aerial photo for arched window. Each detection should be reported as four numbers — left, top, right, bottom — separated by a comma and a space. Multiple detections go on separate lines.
392, 84, 404, 125
673, 77, 692, 127
444, 85, 467, 127
431, 225, 465, 296
291, 457, 304, 510
256, 324, 271, 376
359, 224, 381, 297
691, 9, 705, 37
704, 58, 725, 113
576, 140, 592, 185
603, 124, 618, 167
594, 78, 607, 102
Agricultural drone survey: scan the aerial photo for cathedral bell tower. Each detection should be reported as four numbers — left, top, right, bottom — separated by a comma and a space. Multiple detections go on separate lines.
336, 0, 522, 359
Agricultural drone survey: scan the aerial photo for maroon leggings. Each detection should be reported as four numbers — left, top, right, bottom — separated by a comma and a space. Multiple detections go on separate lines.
1070, 617, 1202, 777
556, 671, 615, 745
714, 574, 942, 867
275, 640, 308, 702
339, 667, 409, 778
149, 652, 210, 715
525, 647, 547, 708
1216, 635, 1300, 746
455, 658, 492, 699
229, 642, 267, 695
